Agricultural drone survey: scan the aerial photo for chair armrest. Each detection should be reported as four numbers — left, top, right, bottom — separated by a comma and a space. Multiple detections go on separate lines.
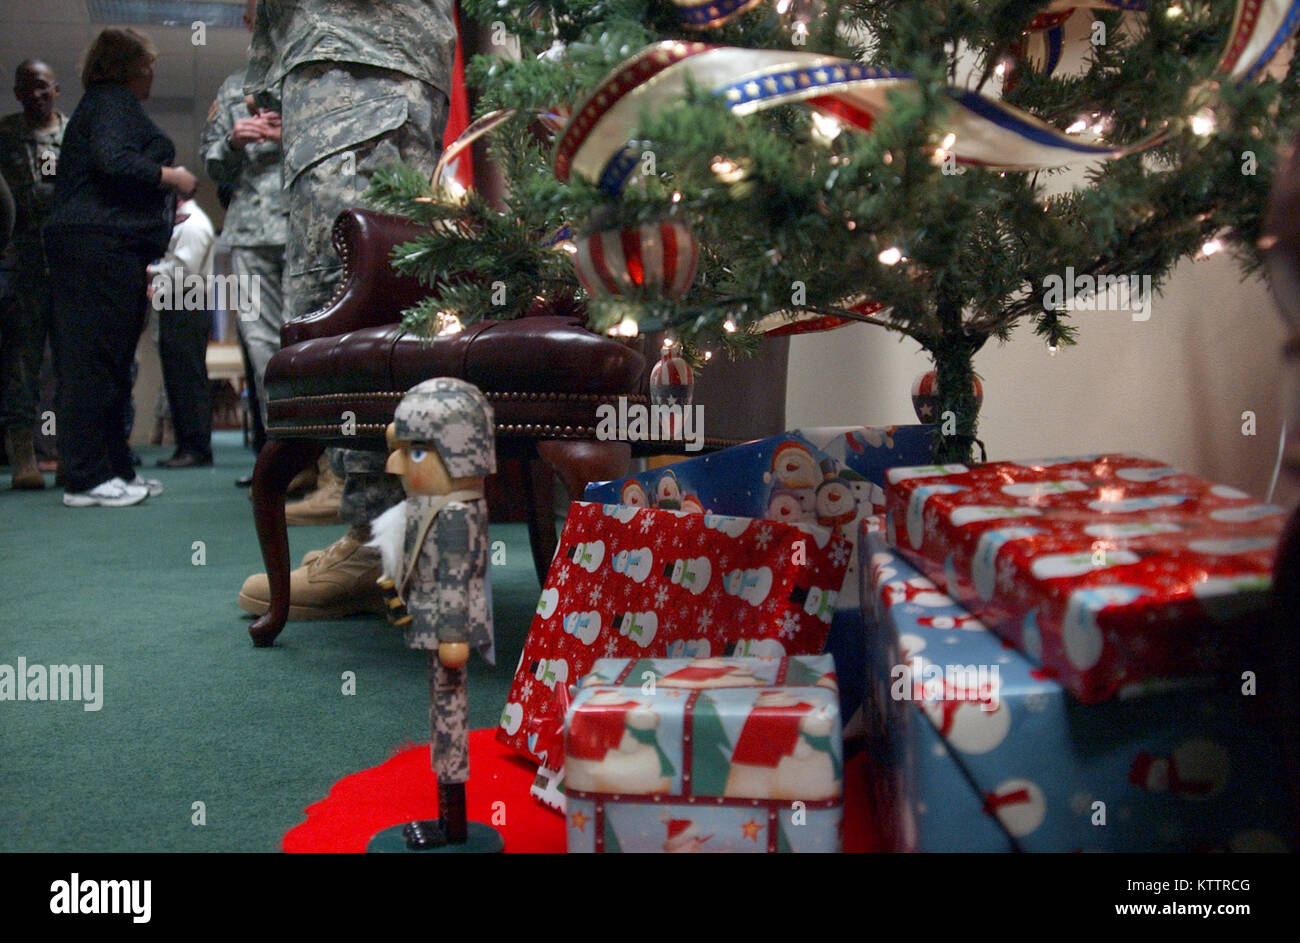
281, 208, 434, 347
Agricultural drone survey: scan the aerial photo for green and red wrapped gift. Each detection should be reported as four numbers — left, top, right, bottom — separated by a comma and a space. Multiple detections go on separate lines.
564, 655, 843, 853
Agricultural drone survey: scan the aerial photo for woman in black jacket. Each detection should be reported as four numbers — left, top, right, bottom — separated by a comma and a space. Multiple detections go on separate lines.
46, 27, 198, 507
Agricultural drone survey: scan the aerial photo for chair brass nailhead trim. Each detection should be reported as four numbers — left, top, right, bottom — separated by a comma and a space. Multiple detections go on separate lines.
268, 390, 649, 407
265, 421, 744, 452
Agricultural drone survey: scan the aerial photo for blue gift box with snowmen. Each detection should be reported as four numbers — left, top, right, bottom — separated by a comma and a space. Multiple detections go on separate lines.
861, 529, 1292, 853
564, 655, 843, 853
584, 425, 935, 609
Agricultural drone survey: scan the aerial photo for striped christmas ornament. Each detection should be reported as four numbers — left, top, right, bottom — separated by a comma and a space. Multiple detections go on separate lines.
572, 221, 699, 300
650, 346, 695, 406
911, 369, 983, 424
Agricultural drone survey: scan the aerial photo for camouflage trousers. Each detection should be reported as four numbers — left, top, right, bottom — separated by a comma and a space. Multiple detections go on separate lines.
230, 245, 287, 429
428, 655, 469, 784
280, 61, 447, 320
328, 447, 406, 537
280, 62, 448, 536
0, 242, 54, 431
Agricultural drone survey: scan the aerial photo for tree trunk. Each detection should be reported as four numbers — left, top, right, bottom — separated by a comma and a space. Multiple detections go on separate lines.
929, 291, 982, 465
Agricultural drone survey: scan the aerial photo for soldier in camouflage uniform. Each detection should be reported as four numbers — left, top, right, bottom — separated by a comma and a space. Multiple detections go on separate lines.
237, 0, 455, 618
370, 377, 496, 848
0, 59, 65, 489
199, 68, 288, 432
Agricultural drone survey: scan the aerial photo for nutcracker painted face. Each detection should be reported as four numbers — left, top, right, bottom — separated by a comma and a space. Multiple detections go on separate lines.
385, 378, 497, 495
385, 432, 455, 496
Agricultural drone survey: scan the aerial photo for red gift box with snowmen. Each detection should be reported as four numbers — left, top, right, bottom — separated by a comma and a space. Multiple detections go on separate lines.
884, 454, 1284, 703
498, 502, 851, 768
564, 655, 843, 853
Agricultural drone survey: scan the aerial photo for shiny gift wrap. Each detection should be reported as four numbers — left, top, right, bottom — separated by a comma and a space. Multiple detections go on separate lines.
564, 656, 843, 853
884, 455, 1284, 703
862, 530, 1291, 852
498, 502, 850, 768
586, 425, 934, 607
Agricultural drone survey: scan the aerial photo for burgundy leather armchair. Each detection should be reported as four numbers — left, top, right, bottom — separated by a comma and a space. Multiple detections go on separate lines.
248, 208, 651, 646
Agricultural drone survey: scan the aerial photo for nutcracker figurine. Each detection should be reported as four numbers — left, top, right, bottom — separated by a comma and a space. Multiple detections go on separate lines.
366, 377, 502, 852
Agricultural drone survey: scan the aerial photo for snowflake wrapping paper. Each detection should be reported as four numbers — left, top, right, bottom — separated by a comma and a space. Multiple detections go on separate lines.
564, 655, 842, 853
862, 530, 1292, 853
884, 454, 1285, 703
584, 425, 934, 608
498, 502, 852, 768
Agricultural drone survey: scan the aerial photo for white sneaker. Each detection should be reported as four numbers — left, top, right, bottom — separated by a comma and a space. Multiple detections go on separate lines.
63, 477, 149, 508
127, 475, 163, 497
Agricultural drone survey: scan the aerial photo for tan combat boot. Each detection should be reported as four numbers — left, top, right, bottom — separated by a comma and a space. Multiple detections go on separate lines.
237, 534, 386, 620
7, 427, 46, 489
284, 461, 343, 525
286, 453, 322, 499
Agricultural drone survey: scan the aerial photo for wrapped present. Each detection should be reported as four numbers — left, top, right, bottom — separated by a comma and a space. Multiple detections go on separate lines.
584, 426, 934, 607
863, 529, 1292, 852
498, 502, 851, 767
868, 698, 1015, 853
564, 655, 843, 853
884, 454, 1285, 702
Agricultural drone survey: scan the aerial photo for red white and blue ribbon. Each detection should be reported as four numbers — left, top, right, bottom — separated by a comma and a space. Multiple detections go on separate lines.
553, 43, 1167, 195
1027, 1, 1300, 82
669, 1, 1299, 83
1216, 0, 1300, 80
433, 107, 570, 196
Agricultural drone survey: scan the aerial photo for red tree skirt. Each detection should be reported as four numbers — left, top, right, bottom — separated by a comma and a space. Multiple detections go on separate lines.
283, 729, 882, 853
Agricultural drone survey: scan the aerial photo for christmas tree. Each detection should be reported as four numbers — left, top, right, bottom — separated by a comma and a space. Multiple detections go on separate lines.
366, 0, 1300, 462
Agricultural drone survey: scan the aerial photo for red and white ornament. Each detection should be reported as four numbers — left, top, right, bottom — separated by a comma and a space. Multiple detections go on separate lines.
650, 344, 695, 409
572, 221, 699, 300
911, 369, 984, 424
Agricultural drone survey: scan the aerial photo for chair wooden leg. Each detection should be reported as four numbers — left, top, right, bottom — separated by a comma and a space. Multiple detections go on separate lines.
523, 456, 560, 584
529, 439, 631, 582
248, 438, 324, 647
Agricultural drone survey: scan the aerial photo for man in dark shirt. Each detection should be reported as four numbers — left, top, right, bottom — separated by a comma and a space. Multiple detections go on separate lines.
0, 59, 64, 489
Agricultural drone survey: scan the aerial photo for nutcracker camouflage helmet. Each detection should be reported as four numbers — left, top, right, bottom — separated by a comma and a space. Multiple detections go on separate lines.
392, 377, 497, 479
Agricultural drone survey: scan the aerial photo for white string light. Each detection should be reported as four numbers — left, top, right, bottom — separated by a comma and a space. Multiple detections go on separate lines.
878, 247, 903, 265
610, 317, 640, 337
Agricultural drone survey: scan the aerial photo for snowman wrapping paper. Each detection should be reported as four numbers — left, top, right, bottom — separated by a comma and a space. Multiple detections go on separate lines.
862, 530, 1291, 853
563, 656, 843, 853
883, 454, 1284, 703
584, 425, 935, 608
497, 502, 851, 769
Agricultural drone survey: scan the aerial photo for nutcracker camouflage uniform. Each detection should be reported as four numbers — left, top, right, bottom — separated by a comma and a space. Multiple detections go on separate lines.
245, 0, 454, 538
200, 71, 288, 426
389, 378, 496, 784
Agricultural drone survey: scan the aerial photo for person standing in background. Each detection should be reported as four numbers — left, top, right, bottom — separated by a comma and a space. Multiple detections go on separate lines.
0, 59, 65, 490
200, 67, 288, 483
238, 0, 456, 617
150, 197, 215, 468
45, 28, 197, 508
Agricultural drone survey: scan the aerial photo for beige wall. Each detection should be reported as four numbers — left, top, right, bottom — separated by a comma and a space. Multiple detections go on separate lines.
785, 255, 1296, 506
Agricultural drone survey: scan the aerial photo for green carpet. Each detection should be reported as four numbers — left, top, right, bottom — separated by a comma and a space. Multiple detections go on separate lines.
0, 432, 543, 852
